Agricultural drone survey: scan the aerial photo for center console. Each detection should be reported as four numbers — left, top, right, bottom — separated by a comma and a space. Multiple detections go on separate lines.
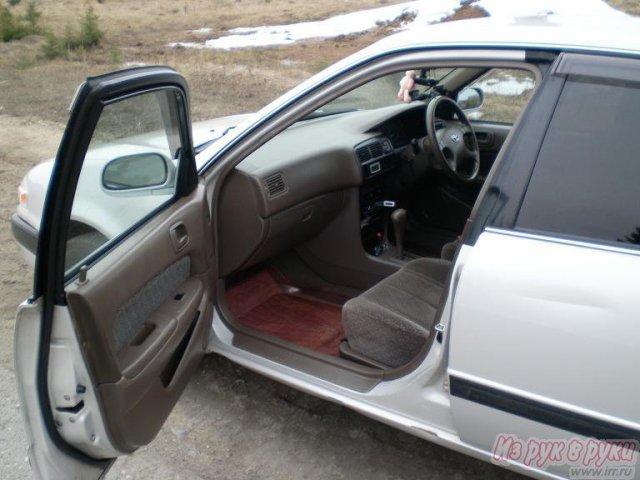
355, 136, 401, 256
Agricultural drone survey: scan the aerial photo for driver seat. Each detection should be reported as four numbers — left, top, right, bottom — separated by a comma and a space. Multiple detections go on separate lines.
341, 257, 450, 368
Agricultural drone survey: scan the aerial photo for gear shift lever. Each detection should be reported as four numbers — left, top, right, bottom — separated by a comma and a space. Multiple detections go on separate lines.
390, 208, 408, 259
373, 200, 396, 254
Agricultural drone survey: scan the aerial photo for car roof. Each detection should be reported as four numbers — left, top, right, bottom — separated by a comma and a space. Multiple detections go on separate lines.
197, 12, 640, 168
367, 13, 640, 57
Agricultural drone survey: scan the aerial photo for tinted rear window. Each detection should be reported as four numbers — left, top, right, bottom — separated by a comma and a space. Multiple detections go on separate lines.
516, 76, 640, 248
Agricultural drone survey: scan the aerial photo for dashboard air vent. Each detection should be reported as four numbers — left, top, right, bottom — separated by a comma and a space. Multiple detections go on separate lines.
356, 139, 389, 164
356, 146, 371, 163
264, 173, 287, 198
369, 142, 383, 159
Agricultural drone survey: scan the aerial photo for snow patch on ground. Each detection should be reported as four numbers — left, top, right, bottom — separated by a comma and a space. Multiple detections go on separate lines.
477, 75, 535, 96
170, 0, 627, 51
169, 0, 458, 50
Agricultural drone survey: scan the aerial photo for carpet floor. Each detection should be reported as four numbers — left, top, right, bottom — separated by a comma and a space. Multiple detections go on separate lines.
226, 269, 348, 356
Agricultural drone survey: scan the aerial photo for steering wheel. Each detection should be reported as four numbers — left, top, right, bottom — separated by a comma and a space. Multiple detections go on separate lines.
425, 96, 480, 182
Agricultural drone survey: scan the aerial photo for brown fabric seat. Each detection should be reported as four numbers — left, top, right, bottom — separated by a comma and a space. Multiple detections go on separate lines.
441, 237, 460, 261
341, 258, 450, 368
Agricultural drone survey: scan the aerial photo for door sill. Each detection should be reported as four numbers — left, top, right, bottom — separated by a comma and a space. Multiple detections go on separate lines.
211, 278, 434, 392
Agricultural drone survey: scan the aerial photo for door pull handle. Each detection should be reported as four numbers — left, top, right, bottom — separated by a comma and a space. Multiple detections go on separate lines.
169, 222, 189, 252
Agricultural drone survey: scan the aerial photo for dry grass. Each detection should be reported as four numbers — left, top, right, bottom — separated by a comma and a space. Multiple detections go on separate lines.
0, 33, 386, 122
3, 0, 635, 126
0, 0, 393, 123
606, 0, 640, 15
12, 0, 392, 38
480, 92, 531, 124
440, 0, 489, 22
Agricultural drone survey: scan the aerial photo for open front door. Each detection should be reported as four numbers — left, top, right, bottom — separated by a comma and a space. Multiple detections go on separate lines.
14, 67, 215, 479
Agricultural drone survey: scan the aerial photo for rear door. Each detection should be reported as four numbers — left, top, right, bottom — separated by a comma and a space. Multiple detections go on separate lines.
14, 67, 215, 478
448, 53, 640, 478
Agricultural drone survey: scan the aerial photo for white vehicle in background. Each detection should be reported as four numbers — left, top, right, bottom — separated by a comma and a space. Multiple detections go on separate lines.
12, 114, 252, 266
12, 13, 640, 480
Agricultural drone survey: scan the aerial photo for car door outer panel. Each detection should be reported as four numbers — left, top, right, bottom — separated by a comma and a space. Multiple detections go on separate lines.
64, 184, 215, 453
449, 53, 640, 478
448, 232, 640, 478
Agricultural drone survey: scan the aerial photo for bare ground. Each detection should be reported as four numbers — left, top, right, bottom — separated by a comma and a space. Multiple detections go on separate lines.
0, 115, 61, 479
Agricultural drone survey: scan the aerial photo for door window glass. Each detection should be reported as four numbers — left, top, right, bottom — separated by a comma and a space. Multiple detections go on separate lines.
312, 69, 454, 115
517, 76, 640, 248
466, 68, 536, 124
65, 89, 183, 272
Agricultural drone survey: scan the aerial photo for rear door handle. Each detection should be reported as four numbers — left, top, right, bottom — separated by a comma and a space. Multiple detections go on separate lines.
169, 221, 189, 252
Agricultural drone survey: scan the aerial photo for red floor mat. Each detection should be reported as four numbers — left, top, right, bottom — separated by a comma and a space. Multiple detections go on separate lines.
226, 270, 346, 356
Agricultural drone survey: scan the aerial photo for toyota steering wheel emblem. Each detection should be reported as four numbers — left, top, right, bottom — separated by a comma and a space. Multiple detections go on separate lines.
450, 133, 460, 143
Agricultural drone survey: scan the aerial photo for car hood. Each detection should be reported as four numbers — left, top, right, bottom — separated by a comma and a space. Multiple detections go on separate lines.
192, 113, 255, 151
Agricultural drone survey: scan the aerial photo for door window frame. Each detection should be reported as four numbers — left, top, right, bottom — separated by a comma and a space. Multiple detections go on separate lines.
36, 79, 197, 297
63, 87, 191, 281
32, 67, 196, 465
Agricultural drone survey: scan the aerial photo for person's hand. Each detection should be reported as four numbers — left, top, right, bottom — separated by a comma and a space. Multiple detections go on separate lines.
397, 70, 417, 103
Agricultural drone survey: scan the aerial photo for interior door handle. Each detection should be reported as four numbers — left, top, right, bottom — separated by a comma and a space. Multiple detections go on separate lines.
169, 221, 189, 252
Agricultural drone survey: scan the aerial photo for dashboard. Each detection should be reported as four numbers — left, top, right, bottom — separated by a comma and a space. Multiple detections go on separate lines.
379, 107, 428, 149
217, 102, 433, 276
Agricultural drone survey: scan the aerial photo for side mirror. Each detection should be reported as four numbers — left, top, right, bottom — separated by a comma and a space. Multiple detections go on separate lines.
457, 87, 484, 111
102, 153, 171, 191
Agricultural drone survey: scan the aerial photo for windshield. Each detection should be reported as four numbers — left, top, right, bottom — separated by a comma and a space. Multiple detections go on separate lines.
310, 68, 455, 118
